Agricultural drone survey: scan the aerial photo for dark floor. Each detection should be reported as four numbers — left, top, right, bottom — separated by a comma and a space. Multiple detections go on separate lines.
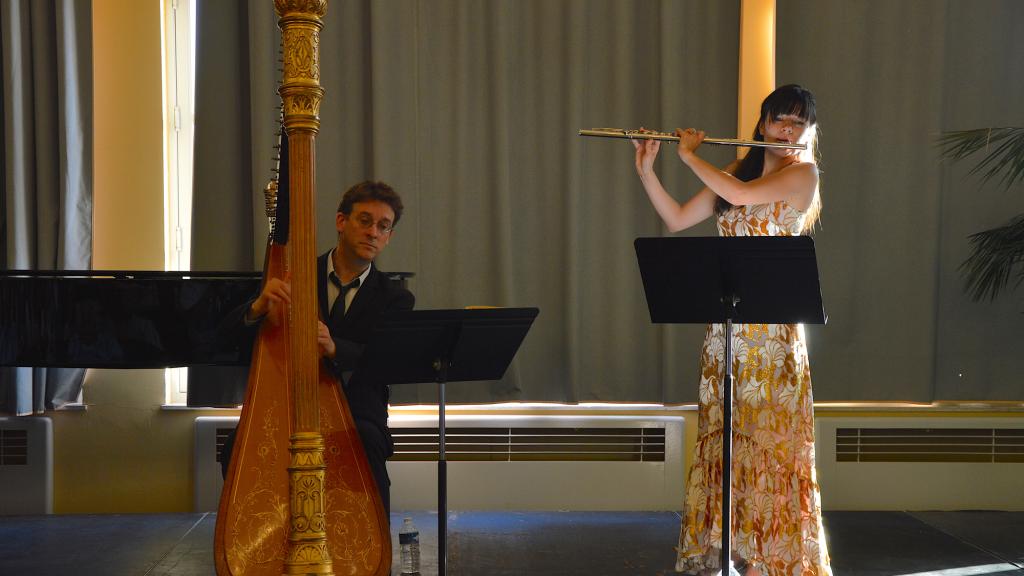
0, 511, 1021, 575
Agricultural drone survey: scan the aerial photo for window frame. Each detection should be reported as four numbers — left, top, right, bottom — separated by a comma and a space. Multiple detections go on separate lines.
161, 0, 196, 405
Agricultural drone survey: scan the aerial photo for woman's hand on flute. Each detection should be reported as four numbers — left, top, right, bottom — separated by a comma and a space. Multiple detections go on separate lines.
632, 127, 662, 179
675, 128, 705, 163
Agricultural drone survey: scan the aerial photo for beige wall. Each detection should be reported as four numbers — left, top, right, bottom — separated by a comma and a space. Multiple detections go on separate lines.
738, 0, 775, 142
92, 0, 163, 271
51, 371, 236, 513
48, 0, 239, 514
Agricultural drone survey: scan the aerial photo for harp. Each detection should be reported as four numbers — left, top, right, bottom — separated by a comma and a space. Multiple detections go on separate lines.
214, 2, 391, 575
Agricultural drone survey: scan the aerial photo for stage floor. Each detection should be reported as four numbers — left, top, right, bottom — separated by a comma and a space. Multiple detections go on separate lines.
0, 511, 1021, 575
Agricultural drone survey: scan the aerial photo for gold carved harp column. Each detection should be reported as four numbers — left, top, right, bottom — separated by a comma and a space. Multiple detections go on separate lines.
276, 0, 330, 574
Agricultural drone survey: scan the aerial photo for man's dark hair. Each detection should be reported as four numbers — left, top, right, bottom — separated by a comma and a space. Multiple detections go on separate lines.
337, 180, 404, 226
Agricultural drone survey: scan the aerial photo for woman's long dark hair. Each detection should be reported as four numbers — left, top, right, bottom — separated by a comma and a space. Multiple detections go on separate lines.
716, 84, 821, 232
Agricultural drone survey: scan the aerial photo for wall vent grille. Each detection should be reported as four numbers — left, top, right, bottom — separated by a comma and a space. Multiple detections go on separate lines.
392, 426, 666, 462
215, 427, 235, 463
836, 428, 1024, 463
0, 429, 28, 466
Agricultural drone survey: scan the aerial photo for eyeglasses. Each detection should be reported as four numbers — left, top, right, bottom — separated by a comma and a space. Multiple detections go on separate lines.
351, 212, 394, 234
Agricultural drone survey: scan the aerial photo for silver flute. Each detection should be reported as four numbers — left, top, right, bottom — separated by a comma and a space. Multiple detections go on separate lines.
579, 128, 806, 150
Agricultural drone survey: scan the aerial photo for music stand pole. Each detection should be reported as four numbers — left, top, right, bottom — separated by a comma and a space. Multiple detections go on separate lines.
722, 302, 737, 573
434, 358, 450, 576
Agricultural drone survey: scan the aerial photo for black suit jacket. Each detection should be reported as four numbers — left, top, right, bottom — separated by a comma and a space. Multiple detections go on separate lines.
316, 251, 415, 449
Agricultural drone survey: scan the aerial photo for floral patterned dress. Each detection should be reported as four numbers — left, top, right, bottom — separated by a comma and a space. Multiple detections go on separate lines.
676, 200, 832, 576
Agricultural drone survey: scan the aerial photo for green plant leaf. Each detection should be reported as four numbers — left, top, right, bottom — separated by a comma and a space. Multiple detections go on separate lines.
959, 214, 1024, 301
938, 127, 1024, 301
937, 127, 1024, 190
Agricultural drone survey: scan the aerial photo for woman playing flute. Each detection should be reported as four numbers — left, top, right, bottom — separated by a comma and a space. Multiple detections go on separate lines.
632, 84, 831, 576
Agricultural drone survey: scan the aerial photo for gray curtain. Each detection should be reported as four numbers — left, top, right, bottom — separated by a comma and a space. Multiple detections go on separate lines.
191, 0, 740, 404
191, 0, 257, 272
777, 0, 1024, 401
0, 0, 92, 414
187, 0, 271, 405
195, 0, 1024, 404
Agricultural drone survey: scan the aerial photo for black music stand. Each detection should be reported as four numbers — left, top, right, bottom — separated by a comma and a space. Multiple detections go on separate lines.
359, 307, 539, 576
634, 236, 825, 574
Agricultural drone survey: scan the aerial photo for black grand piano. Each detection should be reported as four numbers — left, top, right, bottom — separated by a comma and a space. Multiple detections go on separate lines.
0, 270, 260, 406
0, 270, 261, 369
0, 269, 412, 406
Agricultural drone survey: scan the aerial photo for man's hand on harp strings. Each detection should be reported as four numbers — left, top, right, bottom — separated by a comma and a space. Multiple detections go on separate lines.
317, 320, 336, 359
248, 276, 291, 325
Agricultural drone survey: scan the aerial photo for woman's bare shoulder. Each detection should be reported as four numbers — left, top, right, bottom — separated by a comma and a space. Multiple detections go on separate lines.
782, 161, 819, 176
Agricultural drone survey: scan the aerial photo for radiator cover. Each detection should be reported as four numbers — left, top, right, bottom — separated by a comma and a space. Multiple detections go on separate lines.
0, 416, 53, 515
815, 417, 1024, 511
194, 414, 685, 512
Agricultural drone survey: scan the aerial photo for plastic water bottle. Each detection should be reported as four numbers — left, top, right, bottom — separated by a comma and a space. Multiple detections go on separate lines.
399, 517, 420, 575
